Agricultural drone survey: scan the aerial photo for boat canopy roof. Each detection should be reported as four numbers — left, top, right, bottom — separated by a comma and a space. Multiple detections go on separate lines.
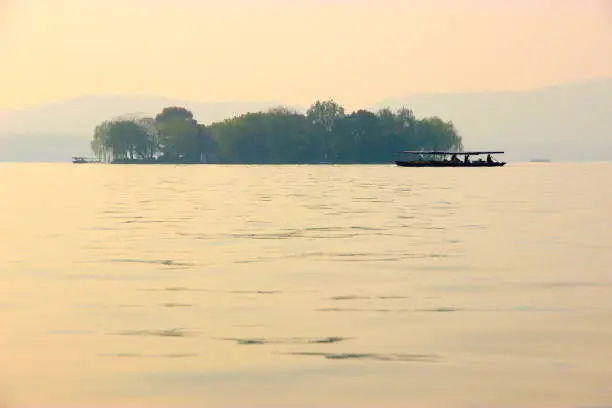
399, 150, 504, 155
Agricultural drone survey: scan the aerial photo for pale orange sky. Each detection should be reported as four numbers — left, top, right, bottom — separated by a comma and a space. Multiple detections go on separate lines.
0, 0, 610, 110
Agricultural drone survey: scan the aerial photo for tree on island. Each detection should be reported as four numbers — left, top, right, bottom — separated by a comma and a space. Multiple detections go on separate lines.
155, 107, 215, 163
91, 115, 158, 162
306, 100, 345, 161
91, 107, 216, 163
90, 100, 463, 164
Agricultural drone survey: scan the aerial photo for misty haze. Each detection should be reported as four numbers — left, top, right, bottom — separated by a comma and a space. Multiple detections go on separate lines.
1, 1, 611, 408
0, 78, 611, 163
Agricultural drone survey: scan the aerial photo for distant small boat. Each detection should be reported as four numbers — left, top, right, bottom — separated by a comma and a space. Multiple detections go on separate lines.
71, 156, 103, 164
395, 151, 506, 167
530, 158, 551, 163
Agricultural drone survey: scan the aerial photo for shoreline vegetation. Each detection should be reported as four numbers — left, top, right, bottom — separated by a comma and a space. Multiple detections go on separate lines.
90, 100, 463, 164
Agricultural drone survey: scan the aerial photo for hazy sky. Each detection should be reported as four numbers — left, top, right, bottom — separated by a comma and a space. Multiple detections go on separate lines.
0, 0, 610, 109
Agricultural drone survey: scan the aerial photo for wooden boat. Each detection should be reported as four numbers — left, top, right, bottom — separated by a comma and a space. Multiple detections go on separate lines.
72, 156, 103, 164
395, 151, 506, 167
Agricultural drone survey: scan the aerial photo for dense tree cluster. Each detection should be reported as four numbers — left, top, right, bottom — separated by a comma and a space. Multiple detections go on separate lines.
90, 100, 463, 164
91, 107, 214, 163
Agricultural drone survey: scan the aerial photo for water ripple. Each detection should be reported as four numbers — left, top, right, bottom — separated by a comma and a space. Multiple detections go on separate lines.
283, 352, 440, 362
101, 353, 198, 358
217, 336, 352, 345
108, 258, 194, 267
113, 328, 193, 338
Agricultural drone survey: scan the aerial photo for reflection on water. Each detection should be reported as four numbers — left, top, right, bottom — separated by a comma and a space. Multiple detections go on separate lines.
1, 163, 612, 407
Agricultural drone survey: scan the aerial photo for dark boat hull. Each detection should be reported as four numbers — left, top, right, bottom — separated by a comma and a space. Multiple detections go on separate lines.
72, 159, 102, 164
395, 161, 506, 167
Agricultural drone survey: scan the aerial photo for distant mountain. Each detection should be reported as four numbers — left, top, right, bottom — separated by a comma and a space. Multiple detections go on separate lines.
0, 95, 291, 135
371, 78, 612, 162
0, 79, 610, 162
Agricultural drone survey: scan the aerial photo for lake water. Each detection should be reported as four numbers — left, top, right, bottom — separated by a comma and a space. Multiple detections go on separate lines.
1, 163, 611, 408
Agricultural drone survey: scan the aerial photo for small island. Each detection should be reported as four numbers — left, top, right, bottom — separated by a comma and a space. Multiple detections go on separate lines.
89, 100, 463, 164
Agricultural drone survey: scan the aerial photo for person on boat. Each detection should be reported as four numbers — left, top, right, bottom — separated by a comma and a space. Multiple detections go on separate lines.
451, 154, 460, 163
464, 154, 470, 164
486, 154, 494, 164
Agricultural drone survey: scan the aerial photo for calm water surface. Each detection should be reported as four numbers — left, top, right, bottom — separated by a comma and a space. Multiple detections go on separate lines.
1, 163, 611, 408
